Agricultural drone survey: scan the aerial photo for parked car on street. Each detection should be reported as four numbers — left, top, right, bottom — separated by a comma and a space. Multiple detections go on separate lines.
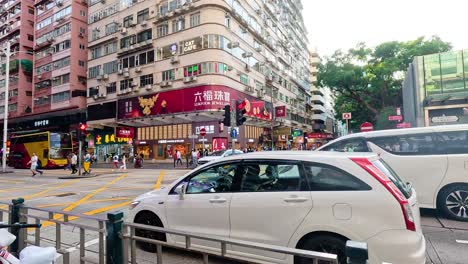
128, 151, 425, 264
318, 124, 468, 221
197, 149, 244, 166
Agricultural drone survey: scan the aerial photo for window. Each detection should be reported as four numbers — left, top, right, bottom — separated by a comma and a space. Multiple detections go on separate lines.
80, 10, 86, 17
162, 70, 175, 81
184, 64, 201, 77
190, 12, 200, 27
27, 35, 33, 41
240, 73, 249, 85
105, 22, 118, 35
436, 131, 468, 154
106, 82, 117, 94
172, 17, 185, 32
79, 60, 85, 67
240, 162, 305, 192
137, 8, 149, 23
157, 23, 169, 38
183, 163, 239, 194
120, 78, 133, 91
88, 65, 101, 79
304, 163, 370, 191
140, 74, 153, 86
123, 15, 134, 27
225, 15, 230, 28
137, 29, 152, 43
29, 8, 34, 14
52, 74, 70, 86
372, 159, 412, 198
52, 91, 70, 103
369, 133, 435, 155
320, 138, 369, 152
103, 61, 118, 74
8, 103, 17, 112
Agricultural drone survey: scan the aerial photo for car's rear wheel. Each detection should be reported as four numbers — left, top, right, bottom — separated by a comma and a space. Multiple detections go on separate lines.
438, 184, 468, 222
295, 235, 347, 264
134, 211, 166, 252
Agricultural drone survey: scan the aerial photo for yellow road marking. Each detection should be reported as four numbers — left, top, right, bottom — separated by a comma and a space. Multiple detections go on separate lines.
0, 179, 25, 184
36, 197, 134, 208
23, 180, 78, 200
62, 173, 128, 212
106, 187, 147, 191
0, 183, 51, 194
41, 201, 132, 227
154, 170, 165, 190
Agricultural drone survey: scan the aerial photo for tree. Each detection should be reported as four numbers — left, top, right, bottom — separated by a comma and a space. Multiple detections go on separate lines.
318, 36, 451, 130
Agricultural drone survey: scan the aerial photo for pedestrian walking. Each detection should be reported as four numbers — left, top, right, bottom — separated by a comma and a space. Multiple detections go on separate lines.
83, 152, 92, 175
185, 151, 190, 168
119, 154, 127, 171
173, 151, 177, 168
27, 153, 43, 177
139, 153, 144, 167
192, 149, 198, 166
112, 153, 119, 170
71, 152, 78, 174
65, 153, 72, 170
176, 150, 182, 166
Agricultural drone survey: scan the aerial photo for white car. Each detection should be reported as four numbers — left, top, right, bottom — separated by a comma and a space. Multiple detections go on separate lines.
128, 151, 425, 264
318, 124, 468, 221
197, 149, 244, 166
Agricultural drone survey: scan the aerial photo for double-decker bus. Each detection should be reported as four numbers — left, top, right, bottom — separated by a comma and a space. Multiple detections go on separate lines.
8, 131, 73, 169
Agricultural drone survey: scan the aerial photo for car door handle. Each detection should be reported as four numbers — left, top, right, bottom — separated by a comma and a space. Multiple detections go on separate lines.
209, 197, 227, 203
284, 197, 308, 203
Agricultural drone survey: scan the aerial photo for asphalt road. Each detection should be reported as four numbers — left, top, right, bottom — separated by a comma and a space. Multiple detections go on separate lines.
0, 168, 466, 264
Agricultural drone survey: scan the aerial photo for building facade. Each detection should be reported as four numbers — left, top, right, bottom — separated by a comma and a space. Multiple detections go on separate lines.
87, 0, 314, 159
0, 0, 35, 119
403, 50, 468, 127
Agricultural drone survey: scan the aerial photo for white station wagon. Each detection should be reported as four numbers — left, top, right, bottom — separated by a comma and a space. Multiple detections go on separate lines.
128, 151, 425, 264
318, 124, 468, 221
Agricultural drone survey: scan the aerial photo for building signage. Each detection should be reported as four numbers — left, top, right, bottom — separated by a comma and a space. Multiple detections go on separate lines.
118, 85, 272, 121
182, 37, 202, 53
34, 119, 49, 127
158, 139, 185, 144
431, 115, 459, 123
116, 127, 134, 138
388, 115, 403, 121
292, 129, 303, 137
273, 127, 291, 137
95, 133, 130, 145
397, 122, 411, 129
307, 133, 334, 139
195, 125, 214, 135
275, 106, 286, 118
342, 112, 352, 120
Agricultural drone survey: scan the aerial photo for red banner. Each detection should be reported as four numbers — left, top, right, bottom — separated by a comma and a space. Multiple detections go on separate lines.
118, 85, 272, 120
275, 105, 286, 118
116, 127, 135, 138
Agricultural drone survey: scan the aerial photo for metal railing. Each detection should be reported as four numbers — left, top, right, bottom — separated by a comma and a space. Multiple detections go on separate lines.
122, 222, 339, 264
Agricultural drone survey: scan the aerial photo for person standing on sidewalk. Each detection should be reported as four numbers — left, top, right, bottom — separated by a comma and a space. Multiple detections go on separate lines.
112, 153, 119, 170
27, 153, 43, 177
71, 152, 78, 174
176, 150, 182, 166
119, 154, 127, 171
191, 149, 198, 166
173, 151, 177, 168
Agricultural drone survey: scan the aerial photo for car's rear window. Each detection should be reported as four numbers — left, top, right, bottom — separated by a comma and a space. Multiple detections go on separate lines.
372, 159, 412, 199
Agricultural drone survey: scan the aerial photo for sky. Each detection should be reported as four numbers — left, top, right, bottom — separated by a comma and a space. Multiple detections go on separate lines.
303, 0, 468, 56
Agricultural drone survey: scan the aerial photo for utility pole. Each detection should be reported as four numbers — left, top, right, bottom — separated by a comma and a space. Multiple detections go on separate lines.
269, 87, 275, 150
2, 41, 10, 173
230, 99, 236, 153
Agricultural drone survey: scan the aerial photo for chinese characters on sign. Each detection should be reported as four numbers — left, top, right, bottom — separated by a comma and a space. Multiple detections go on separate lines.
195, 125, 215, 135
194, 90, 230, 107
95, 133, 130, 145
116, 127, 135, 138
34, 120, 49, 127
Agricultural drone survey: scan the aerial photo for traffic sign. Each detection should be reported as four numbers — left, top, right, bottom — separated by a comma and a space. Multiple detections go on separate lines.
388, 115, 403, 121
230, 128, 238, 138
342, 113, 352, 120
360, 122, 374, 132
188, 134, 198, 139
200, 127, 206, 137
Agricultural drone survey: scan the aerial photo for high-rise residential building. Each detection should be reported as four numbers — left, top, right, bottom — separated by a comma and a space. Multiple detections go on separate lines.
0, 0, 35, 119
403, 50, 468, 127
30, 0, 89, 131
87, 0, 314, 160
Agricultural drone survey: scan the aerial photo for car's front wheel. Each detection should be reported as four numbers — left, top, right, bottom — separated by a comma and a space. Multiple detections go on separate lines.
295, 235, 347, 264
134, 211, 166, 252
438, 184, 468, 222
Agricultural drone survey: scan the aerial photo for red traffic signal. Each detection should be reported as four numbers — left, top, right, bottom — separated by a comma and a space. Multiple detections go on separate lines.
79, 123, 88, 131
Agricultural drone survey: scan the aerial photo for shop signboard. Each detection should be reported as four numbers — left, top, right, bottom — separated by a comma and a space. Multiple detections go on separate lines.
95, 133, 130, 145
117, 85, 272, 121
116, 127, 134, 138
307, 133, 334, 139
273, 127, 291, 137
292, 129, 303, 137
275, 105, 286, 118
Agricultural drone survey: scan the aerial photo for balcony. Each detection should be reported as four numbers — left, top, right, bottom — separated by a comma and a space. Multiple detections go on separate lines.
311, 113, 327, 122
310, 56, 320, 66
312, 104, 326, 113
311, 95, 325, 103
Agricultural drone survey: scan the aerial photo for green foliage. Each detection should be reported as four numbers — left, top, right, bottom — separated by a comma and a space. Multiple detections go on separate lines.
375, 106, 399, 130
319, 36, 451, 130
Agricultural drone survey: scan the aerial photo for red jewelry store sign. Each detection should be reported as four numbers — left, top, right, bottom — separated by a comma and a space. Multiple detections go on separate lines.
116, 127, 135, 138
117, 85, 272, 120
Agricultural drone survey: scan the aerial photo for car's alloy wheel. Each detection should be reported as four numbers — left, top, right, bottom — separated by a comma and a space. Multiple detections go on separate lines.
295, 235, 347, 264
134, 213, 166, 252
445, 190, 468, 220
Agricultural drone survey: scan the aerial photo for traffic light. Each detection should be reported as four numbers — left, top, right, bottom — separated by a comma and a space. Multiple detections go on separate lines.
222, 105, 231, 126
79, 123, 88, 131
236, 100, 247, 126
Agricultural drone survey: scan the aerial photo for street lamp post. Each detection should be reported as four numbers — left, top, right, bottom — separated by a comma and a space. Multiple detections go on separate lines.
1, 41, 10, 173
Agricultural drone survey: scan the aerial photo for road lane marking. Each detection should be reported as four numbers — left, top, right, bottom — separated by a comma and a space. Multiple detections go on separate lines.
456, 240, 468, 244
23, 180, 78, 200
35, 197, 134, 208
154, 170, 165, 190
62, 173, 128, 212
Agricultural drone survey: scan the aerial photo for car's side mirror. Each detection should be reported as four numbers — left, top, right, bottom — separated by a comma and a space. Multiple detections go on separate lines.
175, 183, 186, 200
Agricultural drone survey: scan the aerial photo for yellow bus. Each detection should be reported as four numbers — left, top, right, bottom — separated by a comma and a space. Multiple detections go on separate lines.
8, 131, 73, 169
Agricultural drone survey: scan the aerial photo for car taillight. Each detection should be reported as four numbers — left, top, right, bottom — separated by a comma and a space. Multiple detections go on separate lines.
351, 157, 416, 232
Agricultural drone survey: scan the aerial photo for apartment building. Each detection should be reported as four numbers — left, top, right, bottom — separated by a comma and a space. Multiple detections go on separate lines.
87, 0, 314, 159
0, 0, 35, 120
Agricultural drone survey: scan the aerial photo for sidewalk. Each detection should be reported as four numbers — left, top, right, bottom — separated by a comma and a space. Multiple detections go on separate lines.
90, 159, 195, 170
